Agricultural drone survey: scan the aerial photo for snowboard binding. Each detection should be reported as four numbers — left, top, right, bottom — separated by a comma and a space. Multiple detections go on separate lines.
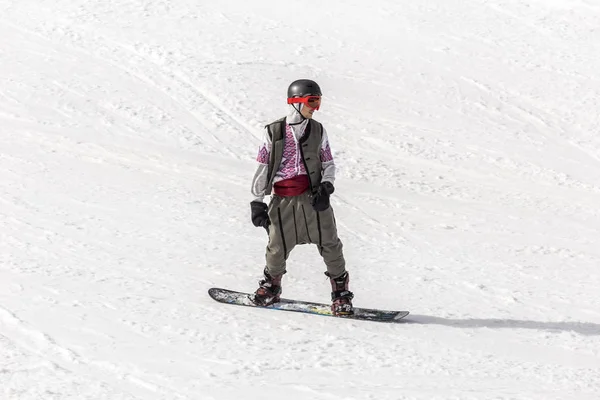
327, 271, 354, 316
252, 268, 283, 306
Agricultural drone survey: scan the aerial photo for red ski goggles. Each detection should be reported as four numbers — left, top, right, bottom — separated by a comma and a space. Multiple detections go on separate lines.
287, 96, 322, 110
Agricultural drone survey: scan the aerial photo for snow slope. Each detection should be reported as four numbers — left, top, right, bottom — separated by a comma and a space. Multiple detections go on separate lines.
1, 0, 600, 399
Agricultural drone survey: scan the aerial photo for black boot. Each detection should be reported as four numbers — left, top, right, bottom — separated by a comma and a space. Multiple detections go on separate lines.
326, 271, 354, 316
253, 268, 283, 306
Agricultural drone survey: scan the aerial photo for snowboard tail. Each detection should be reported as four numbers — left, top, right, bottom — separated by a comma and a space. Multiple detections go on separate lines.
208, 288, 409, 322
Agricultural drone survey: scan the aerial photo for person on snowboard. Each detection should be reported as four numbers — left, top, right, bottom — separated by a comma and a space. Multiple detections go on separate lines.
249, 79, 354, 316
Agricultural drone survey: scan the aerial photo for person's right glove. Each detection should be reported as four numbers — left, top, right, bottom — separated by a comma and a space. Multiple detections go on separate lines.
250, 201, 270, 230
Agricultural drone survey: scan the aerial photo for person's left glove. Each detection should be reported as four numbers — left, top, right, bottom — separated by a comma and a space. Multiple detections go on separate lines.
312, 181, 335, 212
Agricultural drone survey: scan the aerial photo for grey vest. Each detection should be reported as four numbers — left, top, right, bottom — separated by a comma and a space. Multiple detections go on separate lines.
264, 117, 323, 196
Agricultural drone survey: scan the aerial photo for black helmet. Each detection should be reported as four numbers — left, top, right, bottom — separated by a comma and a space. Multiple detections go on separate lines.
287, 79, 322, 98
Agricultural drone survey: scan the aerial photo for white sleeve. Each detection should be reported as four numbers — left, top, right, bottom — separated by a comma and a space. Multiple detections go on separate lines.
251, 128, 272, 202
251, 164, 269, 202
320, 127, 336, 184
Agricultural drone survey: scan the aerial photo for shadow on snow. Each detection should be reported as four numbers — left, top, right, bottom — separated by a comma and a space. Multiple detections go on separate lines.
403, 315, 600, 336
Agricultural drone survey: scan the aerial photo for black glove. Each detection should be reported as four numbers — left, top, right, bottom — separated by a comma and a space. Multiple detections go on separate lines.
312, 181, 335, 212
250, 201, 270, 229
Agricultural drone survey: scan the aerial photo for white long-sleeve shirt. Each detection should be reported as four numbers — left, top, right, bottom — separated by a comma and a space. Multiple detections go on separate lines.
251, 107, 337, 202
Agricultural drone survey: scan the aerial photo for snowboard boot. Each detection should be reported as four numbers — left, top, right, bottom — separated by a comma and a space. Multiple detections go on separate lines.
253, 268, 283, 306
326, 271, 354, 316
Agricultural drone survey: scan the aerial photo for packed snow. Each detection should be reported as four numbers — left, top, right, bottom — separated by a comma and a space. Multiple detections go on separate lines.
1, 0, 600, 399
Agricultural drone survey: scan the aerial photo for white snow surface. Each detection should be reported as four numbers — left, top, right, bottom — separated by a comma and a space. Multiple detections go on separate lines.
1, 0, 600, 399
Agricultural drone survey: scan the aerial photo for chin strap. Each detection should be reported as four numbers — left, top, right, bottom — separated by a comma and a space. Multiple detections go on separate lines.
288, 104, 307, 125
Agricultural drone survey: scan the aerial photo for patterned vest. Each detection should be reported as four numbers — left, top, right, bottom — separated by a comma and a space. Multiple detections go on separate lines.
264, 117, 323, 196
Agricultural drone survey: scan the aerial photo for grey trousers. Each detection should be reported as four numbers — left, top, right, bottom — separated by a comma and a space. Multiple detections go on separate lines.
265, 191, 346, 279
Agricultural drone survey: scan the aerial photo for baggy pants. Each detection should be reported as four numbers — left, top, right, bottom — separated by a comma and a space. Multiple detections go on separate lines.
265, 191, 346, 279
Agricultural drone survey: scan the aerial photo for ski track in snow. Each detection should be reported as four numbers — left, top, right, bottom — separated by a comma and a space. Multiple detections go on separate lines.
2, 0, 600, 399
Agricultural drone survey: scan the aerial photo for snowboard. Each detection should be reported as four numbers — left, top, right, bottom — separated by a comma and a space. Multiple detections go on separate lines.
208, 288, 409, 323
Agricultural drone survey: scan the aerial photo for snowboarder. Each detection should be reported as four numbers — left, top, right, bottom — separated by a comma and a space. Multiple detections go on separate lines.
249, 79, 354, 316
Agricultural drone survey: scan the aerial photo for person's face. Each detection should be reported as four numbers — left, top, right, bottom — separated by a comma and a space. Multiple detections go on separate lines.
299, 96, 321, 119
